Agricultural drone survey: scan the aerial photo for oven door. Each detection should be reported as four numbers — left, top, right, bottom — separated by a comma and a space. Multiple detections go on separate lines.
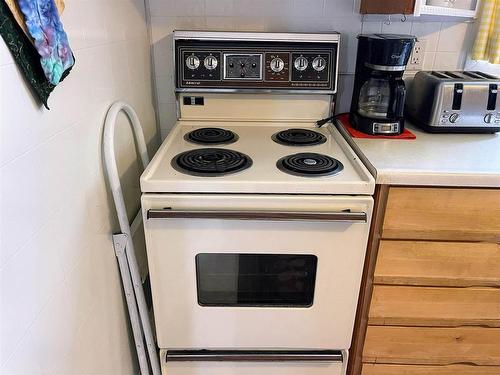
161, 349, 347, 375
142, 194, 373, 349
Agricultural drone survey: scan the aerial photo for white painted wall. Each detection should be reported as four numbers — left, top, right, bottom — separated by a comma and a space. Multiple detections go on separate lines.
0, 0, 157, 374
148, 0, 476, 138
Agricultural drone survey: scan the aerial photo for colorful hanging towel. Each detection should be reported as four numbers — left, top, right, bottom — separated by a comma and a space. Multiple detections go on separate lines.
16, 0, 74, 85
0, 1, 73, 109
4, 0, 65, 41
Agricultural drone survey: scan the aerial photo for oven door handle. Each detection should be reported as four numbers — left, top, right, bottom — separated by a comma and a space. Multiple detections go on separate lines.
147, 209, 367, 223
166, 350, 343, 362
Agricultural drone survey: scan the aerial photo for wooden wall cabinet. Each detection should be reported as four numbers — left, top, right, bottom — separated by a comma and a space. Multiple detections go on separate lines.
360, 0, 481, 18
348, 187, 500, 375
360, 0, 415, 15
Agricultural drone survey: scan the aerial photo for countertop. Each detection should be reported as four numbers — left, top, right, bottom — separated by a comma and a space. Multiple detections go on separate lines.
336, 121, 500, 187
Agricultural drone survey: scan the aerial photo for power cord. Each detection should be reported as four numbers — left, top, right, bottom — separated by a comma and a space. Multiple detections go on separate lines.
316, 112, 348, 127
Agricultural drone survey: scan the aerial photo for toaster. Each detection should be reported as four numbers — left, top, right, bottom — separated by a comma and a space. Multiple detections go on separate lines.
405, 70, 500, 133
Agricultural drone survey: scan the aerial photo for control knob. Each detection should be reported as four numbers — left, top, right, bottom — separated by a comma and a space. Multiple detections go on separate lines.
294, 56, 308, 71
449, 113, 460, 123
312, 56, 326, 72
204, 55, 218, 70
270, 57, 285, 73
186, 54, 200, 70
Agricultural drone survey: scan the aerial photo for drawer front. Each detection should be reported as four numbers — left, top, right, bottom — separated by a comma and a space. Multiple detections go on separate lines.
374, 240, 500, 287
161, 350, 345, 375
164, 362, 344, 375
369, 285, 500, 327
363, 326, 500, 366
382, 188, 500, 242
362, 364, 500, 375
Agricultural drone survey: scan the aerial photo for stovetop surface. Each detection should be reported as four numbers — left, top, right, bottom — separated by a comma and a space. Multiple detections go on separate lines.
141, 121, 375, 195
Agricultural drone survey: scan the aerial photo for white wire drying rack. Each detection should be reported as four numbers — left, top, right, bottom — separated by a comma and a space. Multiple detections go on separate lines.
103, 102, 161, 375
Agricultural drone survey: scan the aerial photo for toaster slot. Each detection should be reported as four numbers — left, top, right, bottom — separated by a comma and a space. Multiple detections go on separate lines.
488, 84, 498, 110
445, 71, 463, 79
462, 71, 483, 79
431, 71, 448, 79
474, 71, 498, 80
452, 83, 463, 110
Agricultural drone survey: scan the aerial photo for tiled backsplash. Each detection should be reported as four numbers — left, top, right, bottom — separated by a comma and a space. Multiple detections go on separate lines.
1, 1, 157, 374
149, 0, 475, 138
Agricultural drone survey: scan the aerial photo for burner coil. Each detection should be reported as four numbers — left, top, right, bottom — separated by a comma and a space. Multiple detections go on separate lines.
277, 152, 343, 177
272, 129, 327, 146
185, 127, 238, 145
173, 148, 252, 176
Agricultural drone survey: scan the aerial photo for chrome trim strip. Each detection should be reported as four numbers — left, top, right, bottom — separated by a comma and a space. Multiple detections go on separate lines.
334, 36, 340, 93
175, 88, 337, 94
173, 30, 341, 43
166, 350, 343, 362
333, 120, 377, 181
365, 63, 406, 72
147, 209, 367, 222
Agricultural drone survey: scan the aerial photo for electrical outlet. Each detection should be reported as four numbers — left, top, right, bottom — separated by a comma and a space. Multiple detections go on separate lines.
407, 39, 427, 71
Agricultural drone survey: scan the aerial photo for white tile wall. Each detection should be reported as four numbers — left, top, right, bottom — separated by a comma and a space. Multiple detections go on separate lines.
148, 0, 476, 137
0, 0, 157, 374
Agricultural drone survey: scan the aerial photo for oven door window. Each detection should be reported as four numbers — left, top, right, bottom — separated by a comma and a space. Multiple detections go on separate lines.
195, 254, 317, 307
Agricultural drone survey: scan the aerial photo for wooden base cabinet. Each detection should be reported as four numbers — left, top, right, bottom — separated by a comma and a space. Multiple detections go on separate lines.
348, 187, 500, 375
362, 364, 500, 375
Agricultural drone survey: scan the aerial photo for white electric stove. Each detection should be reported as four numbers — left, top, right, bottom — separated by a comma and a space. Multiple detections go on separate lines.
141, 31, 375, 375
141, 119, 373, 194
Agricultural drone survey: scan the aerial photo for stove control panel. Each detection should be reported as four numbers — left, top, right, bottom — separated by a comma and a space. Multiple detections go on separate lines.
183, 51, 222, 81
175, 33, 339, 93
265, 52, 289, 82
224, 54, 262, 80
291, 53, 330, 84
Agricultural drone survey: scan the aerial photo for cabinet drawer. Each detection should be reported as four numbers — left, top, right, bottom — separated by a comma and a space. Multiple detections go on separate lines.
374, 241, 500, 287
362, 364, 500, 375
382, 188, 500, 242
369, 285, 500, 327
161, 350, 344, 375
363, 326, 500, 365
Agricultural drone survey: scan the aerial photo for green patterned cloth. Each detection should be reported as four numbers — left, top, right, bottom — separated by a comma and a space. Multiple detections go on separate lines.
0, 1, 72, 109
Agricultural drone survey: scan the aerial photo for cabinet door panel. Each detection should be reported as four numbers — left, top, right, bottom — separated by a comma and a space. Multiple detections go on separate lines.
362, 364, 500, 375
382, 188, 500, 242
374, 240, 500, 287
363, 326, 500, 365
369, 285, 500, 327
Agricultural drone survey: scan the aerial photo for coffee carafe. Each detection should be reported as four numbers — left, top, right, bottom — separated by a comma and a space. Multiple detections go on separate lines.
350, 34, 416, 135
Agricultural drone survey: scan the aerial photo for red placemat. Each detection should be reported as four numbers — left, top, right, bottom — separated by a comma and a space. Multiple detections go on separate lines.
337, 114, 416, 139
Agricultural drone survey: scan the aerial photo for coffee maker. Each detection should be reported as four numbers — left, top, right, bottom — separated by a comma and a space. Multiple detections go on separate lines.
350, 34, 416, 135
